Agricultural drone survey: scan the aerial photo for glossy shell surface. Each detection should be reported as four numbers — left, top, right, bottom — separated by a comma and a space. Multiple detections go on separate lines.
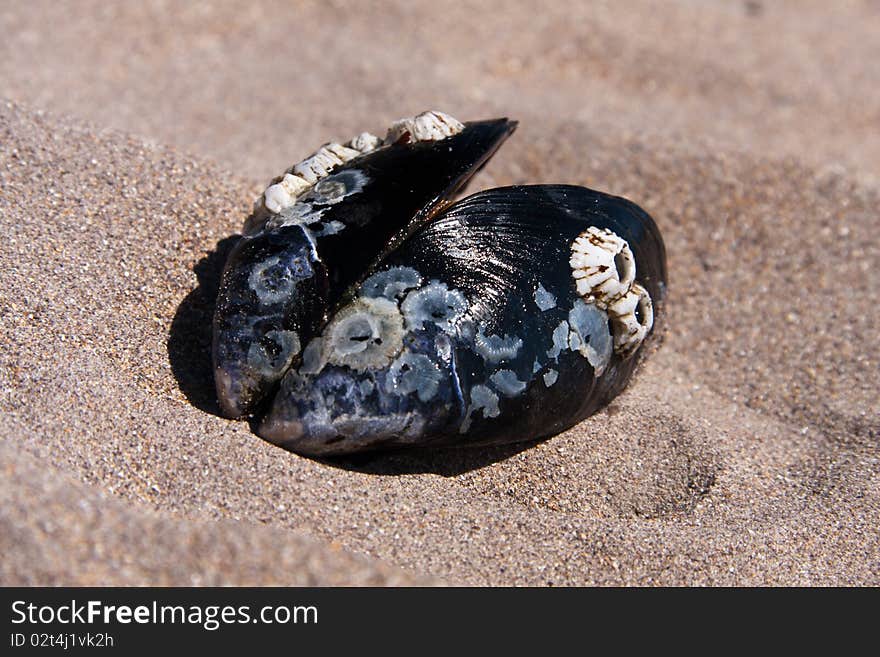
212, 112, 667, 456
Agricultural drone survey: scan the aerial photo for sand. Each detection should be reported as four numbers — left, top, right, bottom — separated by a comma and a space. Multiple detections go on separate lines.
0, 1, 877, 585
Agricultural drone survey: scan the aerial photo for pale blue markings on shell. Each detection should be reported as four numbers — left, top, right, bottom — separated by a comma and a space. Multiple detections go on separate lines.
460, 384, 500, 434
312, 169, 367, 205
533, 358, 542, 374
434, 331, 453, 361
568, 299, 613, 375
474, 329, 523, 364
300, 338, 324, 375
401, 281, 468, 333
386, 352, 443, 402
247, 251, 313, 305
269, 201, 326, 231
266, 170, 368, 233
275, 369, 427, 445
247, 329, 301, 375
310, 220, 345, 237
490, 369, 527, 397
543, 369, 558, 387
547, 320, 570, 360
361, 266, 423, 300
534, 283, 557, 311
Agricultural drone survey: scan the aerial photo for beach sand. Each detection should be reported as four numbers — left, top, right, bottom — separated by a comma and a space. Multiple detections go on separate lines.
0, 1, 877, 585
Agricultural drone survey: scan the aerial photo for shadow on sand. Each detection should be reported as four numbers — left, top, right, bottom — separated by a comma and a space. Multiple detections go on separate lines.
167, 236, 240, 418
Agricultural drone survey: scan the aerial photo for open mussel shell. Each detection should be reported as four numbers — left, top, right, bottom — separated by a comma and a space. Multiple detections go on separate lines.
212, 118, 517, 418
259, 185, 667, 456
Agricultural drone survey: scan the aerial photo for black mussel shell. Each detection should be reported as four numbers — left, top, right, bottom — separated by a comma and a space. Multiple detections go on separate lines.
259, 185, 667, 456
213, 118, 516, 417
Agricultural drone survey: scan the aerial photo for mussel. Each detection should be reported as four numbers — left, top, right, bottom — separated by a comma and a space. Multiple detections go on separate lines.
212, 111, 666, 456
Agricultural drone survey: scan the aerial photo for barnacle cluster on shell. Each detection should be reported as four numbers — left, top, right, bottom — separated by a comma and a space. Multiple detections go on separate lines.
385, 110, 464, 144
259, 110, 465, 215
262, 141, 373, 214
569, 226, 653, 355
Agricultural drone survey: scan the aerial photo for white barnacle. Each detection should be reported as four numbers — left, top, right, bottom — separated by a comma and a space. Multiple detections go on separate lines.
360, 266, 423, 300
348, 132, 382, 153
323, 142, 361, 162
401, 281, 468, 333
280, 172, 312, 197
490, 369, 527, 397
460, 384, 500, 434
323, 297, 405, 372
263, 173, 312, 214
534, 283, 557, 311
607, 283, 654, 356
386, 110, 465, 144
543, 369, 558, 387
261, 141, 363, 214
570, 226, 636, 308
386, 352, 443, 402
263, 182, 293, 214
292, 144, 348, 184
474, 329, 523, 364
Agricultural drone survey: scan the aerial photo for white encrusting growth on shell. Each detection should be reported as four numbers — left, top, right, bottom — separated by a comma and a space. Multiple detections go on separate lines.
570, 226, 653, 357
386, 110, 464, 144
